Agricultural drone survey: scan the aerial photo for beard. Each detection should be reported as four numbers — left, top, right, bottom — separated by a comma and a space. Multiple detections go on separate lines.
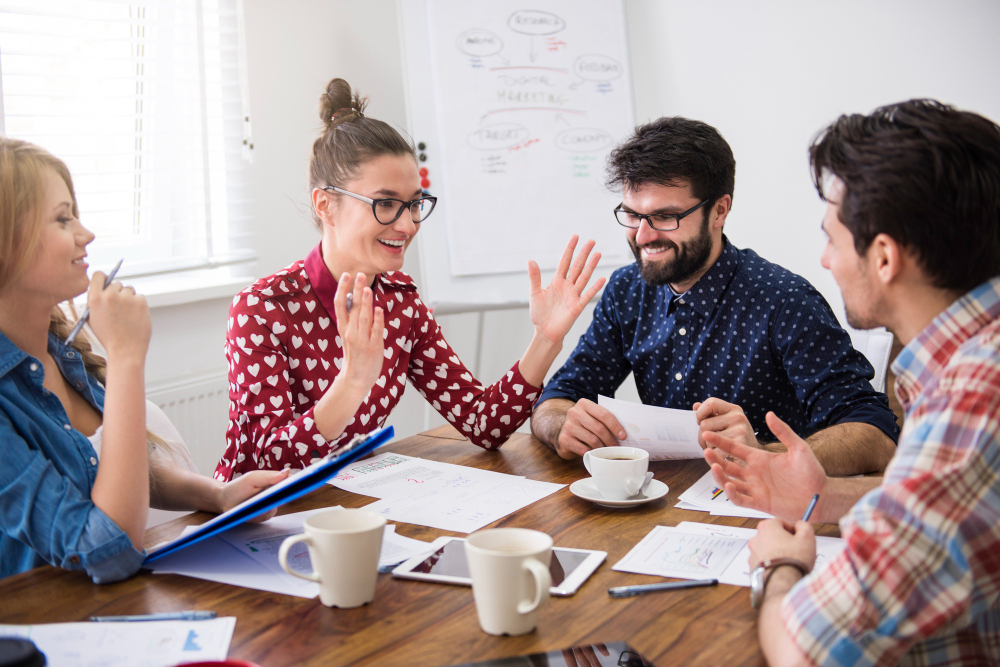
628, 212, 714, 287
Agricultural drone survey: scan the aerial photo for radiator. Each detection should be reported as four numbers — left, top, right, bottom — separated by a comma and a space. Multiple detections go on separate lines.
146, 370, 230, 476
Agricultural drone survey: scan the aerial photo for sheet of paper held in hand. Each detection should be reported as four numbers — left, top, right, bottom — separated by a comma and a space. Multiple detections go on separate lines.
330, 452, 565, 533
598, 395, 704, 460
0, 617, 236, 667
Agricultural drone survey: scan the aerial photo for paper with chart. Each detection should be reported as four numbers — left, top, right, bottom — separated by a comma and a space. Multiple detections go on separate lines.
147, 525, 318, 598
361, 476, 565, 534
425, 0, 634, 276
0, 617, 235, 666
220, 507, 435, 576
330, 451, 524, 499
613, 526, 747, 580
675, 468, 775, 519
675, 522, 847, 587
598, 395, 704, 460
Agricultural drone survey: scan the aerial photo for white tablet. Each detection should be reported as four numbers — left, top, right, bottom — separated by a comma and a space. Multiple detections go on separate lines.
392, 536, 606, 596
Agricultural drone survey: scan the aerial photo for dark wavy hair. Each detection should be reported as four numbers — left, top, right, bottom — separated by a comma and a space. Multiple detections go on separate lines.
605, 116, 735, 210
810, 99, 1000, 292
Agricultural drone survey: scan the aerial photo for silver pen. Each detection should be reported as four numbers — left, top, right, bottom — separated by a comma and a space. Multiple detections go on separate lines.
346, 292, 353, 313
65, 258, 124, 346
609, 578, 718, 598
802, 493, 820, 522
91, 610, 216, 622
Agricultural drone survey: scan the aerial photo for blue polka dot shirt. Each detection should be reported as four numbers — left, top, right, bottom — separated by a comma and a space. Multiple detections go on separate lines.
539, 238, 900, 444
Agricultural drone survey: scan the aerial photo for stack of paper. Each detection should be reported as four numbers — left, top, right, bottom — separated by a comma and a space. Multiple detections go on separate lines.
330, 452, 565, 533
597, 395, 704, 460
147, 507, 436, 597
613, 521, 846, 586
675, 469, 774, 519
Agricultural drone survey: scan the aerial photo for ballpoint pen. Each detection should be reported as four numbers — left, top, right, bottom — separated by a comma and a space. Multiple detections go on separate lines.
90, 610, 216, 622
802, 493, 820, 522
608, 579, 718, 598
65, 258, 124, 346
346, 292, 353, 313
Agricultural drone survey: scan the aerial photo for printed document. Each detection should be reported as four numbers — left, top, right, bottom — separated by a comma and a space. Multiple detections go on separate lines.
598, 395, 703, 460
674, 522, 846, 587
0, 617, 236, 666
613, 525, 747, 580
330, 451, 523, 498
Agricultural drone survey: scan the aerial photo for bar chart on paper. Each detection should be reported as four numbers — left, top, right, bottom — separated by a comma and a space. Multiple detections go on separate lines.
613, 526, 747, 580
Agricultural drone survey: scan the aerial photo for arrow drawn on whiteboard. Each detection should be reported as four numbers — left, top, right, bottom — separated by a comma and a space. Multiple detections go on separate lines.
529, 36, 538, 62
494, 52, 509, 66
568, 80, 584, 90
555, 114, 571, 126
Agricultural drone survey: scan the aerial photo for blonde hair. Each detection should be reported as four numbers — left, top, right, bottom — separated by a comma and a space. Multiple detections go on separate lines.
0, 137, 175, 459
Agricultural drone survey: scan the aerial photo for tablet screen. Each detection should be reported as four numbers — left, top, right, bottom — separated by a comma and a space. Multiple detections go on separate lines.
410, 540, 590, 586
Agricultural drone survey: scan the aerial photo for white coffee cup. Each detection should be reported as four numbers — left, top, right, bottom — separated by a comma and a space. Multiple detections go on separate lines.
583, 446, 650, 500
464, 528, 552, 636
278, 509, 386, 608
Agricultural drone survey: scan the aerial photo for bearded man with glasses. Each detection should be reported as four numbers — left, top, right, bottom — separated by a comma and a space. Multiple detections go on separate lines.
531, 117, 899, 476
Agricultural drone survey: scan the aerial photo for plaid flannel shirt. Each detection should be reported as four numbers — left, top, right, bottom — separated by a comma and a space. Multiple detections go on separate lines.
780, 277, 1000, 666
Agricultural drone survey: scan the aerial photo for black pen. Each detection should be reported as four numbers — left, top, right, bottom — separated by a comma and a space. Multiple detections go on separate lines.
802, 493, 820, 522
65, 258, 124, 346
609, 579, 718, 598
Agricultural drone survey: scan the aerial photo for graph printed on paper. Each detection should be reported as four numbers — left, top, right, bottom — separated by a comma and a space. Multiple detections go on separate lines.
614, 527, 748, 580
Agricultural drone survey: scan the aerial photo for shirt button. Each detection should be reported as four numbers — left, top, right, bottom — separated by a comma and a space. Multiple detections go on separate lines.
90, 457, 97, 465
674, 372, 683, 381
67, 351, 76, 358
678, 299, 686, 305
76, 381, 84, 389
64, 423, 72, 430
29, 362, 39, 372
678, 328, 687, 336
69, 555, 81, 565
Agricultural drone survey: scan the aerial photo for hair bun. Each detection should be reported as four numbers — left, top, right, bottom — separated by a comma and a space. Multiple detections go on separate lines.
320, 78, 368, 130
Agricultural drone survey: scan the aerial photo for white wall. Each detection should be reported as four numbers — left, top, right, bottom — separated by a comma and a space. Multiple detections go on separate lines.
147, 0, 1000, 468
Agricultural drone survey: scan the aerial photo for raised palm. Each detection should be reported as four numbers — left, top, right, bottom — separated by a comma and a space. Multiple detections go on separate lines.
704, 411, 827, 522
529, 236, 605, 344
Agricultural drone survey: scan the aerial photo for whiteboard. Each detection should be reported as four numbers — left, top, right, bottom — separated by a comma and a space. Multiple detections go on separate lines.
400, 0, 635, 311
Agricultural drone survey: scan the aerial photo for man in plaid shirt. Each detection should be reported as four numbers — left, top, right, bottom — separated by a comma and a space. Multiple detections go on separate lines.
704, 100, 1000, 666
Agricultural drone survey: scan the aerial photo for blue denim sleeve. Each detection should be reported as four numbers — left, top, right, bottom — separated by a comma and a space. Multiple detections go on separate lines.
537, 274, 633, 406
771, 286, 900, 443
0, 421, 145, 583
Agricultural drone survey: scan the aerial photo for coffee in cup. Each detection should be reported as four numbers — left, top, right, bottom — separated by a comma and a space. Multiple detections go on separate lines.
583, 446, 650, 500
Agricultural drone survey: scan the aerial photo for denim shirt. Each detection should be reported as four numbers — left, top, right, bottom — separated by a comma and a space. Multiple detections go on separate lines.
539, 238, 900, 443
0, 331, 145, 583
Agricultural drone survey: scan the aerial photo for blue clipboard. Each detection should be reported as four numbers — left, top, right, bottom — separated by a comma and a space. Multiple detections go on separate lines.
144, 425, 394, 564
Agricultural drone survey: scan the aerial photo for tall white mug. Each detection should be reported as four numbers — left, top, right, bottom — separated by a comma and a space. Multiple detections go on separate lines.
278, 509, 386, 608
465, 528, 552, 636
583, 446, 649, 500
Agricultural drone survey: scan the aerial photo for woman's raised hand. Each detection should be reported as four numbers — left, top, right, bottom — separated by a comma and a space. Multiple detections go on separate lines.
333, 272, 385, 393
528, 235, 605, 345
85, 271, 151, 362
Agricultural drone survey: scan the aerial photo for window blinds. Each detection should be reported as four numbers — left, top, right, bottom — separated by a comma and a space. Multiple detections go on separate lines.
0, 0, 255, 277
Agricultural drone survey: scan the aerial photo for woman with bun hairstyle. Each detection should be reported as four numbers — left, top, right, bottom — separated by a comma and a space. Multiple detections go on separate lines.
215, 78, 603, 479
0, 138, 287, 582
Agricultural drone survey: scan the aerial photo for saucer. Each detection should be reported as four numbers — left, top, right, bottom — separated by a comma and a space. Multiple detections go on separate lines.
569, 478, 669, 509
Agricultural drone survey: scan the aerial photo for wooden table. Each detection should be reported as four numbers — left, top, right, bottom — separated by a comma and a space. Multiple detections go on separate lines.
0, 425, 838, 666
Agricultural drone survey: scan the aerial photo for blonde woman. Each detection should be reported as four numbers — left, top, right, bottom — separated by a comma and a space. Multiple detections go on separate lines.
0, 138, 286, 583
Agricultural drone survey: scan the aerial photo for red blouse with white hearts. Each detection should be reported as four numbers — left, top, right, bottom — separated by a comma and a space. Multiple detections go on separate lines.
214, 244, 540, 480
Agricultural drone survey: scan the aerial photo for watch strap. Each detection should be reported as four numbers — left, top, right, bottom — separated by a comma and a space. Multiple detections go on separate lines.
750, 557, 810, 609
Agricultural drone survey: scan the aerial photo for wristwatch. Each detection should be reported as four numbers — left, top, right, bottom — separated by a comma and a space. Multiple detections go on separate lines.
750, 557, 810, 609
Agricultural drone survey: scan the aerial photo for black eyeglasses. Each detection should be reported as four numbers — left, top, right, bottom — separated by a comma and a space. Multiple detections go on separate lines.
322, 186, 437, 225
614, 199, 708, 232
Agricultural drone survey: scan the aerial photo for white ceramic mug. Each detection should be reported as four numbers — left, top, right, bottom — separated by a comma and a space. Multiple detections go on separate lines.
278, 509, 386, 608
464, 528, 552, 636
583, 446, 650, 500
